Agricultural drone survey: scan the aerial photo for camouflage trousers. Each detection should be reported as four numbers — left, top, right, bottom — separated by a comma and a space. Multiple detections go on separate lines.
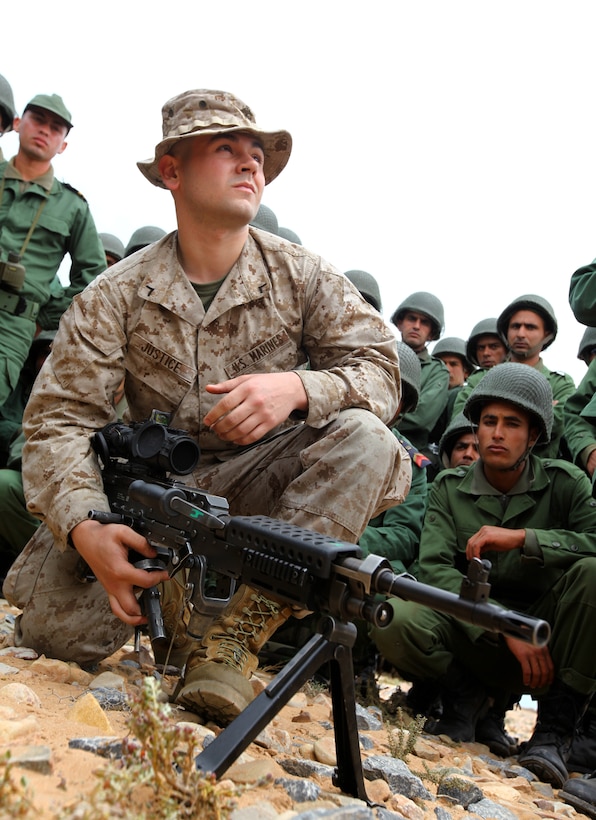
4, 409, 411, 664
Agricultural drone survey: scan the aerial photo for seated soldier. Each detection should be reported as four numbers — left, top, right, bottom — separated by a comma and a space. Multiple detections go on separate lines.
372, 363, 596, 786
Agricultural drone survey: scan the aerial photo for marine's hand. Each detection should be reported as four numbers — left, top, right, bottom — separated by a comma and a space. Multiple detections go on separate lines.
204, 372, 308, 444
466, 526, 525, 560
71, 519, 170, 626
586, 449, 596, 478
505, 634, 554, 689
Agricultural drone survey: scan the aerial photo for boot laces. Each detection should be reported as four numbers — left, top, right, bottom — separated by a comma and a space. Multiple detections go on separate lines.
209, 593, 283, 670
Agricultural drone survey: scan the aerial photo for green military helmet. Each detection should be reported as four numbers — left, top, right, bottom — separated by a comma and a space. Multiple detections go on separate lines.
390, 291, 445, 341
99, 233, 125, 263
125, 226, 167, 257
432, 336, 474, 374
439, 411, 477, 467
396, 340, 421, 415
577, 326, 596, 363
463, 362, 553, 444
250, 203, 279, 234
0, 73, 15, 132
278, 226, 301, 244
497, 294, 558, 350
466, 318, 500, 368
345, 270, 382, 312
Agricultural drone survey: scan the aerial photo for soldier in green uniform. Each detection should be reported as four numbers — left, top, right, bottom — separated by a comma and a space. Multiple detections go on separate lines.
496, 294, 575, 459
0, 93, 105, 405
372, 363, 596, 786
391, 292, 450, 475
452, 318, 507, 418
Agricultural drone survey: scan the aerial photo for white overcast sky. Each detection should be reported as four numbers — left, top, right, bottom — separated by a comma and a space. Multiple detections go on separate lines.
2, 0, 595, 384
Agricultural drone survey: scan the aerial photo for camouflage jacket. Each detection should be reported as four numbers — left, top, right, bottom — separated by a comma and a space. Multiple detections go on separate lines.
22, 228, 401, 548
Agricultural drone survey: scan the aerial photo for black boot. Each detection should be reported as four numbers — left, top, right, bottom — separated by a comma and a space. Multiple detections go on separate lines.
518, 680, 589, 788
568, 701, 596, 774
424, 661, 488, 743
475, 705, 519, 758
560, 774, 596, 820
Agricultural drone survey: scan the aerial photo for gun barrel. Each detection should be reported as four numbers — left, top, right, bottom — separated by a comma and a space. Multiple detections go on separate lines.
374, 569, 550, 647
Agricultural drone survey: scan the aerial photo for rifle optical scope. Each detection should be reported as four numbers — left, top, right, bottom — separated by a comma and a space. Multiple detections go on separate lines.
92, 419, 199, 475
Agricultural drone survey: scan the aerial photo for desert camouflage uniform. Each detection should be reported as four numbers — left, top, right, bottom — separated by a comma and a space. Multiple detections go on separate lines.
4, 229, 410, 662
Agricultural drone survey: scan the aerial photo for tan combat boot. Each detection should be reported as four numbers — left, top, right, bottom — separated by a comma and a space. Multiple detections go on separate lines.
153, 574, 201, 669
175, 585, 291, 725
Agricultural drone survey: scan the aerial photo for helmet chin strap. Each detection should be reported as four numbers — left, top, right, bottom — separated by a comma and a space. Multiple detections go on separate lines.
510, 332, 554, 361
507, 433, 540, 471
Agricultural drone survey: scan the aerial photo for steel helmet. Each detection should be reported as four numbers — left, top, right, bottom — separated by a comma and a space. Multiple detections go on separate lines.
0, 73, 15, 132
432, 336, 474, 374
577, 326, 596, 364
278, 226, 302, 244
391, 292, 445, 341
497, 295, 558, 350
466, 318, 502, 368
439, 411, 477, 466
125, 226, 167, 257
99, 233, 125, 263
345, 270, 382, 312
250, 204, 279, 234
463, 362, 553, 443
397, 341, 422, 415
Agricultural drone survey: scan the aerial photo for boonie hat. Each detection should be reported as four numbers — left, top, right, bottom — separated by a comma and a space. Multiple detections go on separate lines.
25, 93, 73, 129
138, 89, 292, 188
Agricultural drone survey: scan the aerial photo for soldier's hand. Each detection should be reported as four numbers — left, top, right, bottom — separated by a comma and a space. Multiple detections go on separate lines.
466, 526, 525, 560
204, 372, 308, 445
504, 634, 554, 689
586, 450, 596, 478
71, 519, 169, 626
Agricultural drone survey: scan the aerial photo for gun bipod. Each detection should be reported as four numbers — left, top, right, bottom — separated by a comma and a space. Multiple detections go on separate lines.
194, 615, 372, 804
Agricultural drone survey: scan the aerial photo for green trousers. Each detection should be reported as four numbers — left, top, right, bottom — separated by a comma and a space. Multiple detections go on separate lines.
371, 557, 596, 697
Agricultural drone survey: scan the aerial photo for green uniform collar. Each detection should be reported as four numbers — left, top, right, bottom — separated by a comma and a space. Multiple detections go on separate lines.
4, 156, 54, 193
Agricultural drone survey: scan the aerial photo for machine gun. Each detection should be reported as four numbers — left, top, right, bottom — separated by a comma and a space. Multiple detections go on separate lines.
87, 414, 551, 803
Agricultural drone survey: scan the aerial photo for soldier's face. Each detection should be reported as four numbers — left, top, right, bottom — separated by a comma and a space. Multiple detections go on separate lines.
15, 108, 68, 163
475, 335, 507, 368
449, 433, 479, 467
477, 401, 538, 472
507, 311, 547, 361
397, 312, 433, 352
437, 354, 467, 388
161, 132, 265, 228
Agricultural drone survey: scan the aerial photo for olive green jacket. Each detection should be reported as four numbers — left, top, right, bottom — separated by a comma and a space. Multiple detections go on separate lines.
570, 257, 596, 326
418, 456, 596, 630
0, 159, 105, 329
358, 430, 427, 574
563, 356, 596, 473
398, 350, 449, 450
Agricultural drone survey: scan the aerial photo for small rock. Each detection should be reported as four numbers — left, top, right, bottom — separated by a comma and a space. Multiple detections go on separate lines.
437, 774, 483, 807
0, 646, 38, 659
313, 736, 337, 766
226, 757, 284, 784
288, 692, 308, 708
469, 798, 520, 820
69, 736, 127, 758
362, 756, 433, 801
67, 692, 114, 732
9, 744, 52, 774
0, 662, 18, 675
354, 703, 383, 731
89, 671, 127, 691
30, 656, 92, 685
87, 687, 129, 711
275, 776, 320, 801
0, 682, 41, 707
292, 709, 312, 723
